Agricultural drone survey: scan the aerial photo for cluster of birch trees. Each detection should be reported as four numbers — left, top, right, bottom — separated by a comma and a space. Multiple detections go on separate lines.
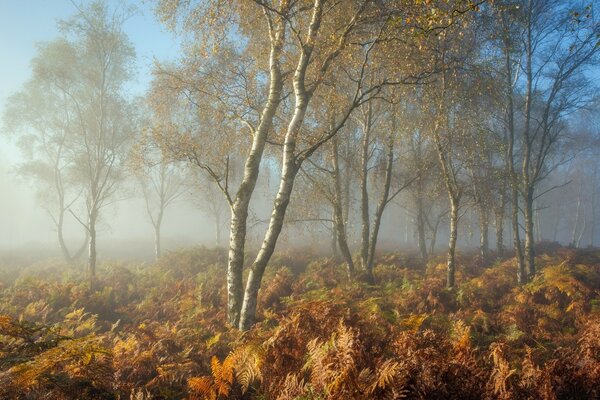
3, 0, 600, 329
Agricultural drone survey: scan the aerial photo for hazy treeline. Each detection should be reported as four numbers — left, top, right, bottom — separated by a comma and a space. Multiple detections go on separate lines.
2, 0, 600, 329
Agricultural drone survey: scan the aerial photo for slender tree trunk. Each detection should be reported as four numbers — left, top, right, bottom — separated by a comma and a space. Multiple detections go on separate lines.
535, 200, 543, 242
522, 3, 535, 280
225, 25, 284, 327
359, 104, 372, 272
57, 209, 74, 264
239, 160, 298, 330
417, 202, 428, 261
570, 182, 583, 247
591, 164, 598, 247
478, 205, 489, 258
331, 215, 339, 259
239, 10, 319, 327
215, 212, 222, 247
154, 209, 164, 260
494, 191, 506, 257
240, 91, 306, 329
512, 187, 526, 283
332, 136, 354, 278
429, 217, 441, 256
502, 18, 526, 283
366, 130, 395, 278
576, 217, 586, 248
447, 197, 459, 288
523, 187, 535, 278
88, 210, 97, 291
154, 223, 161, 260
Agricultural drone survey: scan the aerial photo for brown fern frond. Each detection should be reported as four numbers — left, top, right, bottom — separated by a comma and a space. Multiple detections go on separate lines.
487, 342, 516, 399
188, 376, 216, 400
230, 344, 264, 394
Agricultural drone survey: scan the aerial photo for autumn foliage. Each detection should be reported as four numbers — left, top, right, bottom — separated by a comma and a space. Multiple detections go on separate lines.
1, 246, 600, 399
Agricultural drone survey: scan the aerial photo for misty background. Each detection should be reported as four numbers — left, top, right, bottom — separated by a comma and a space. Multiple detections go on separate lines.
0, 0, 598, 265
0, 1, 213, 258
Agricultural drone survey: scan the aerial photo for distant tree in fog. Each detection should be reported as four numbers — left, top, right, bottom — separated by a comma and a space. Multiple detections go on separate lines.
131, 128, 187, 260
4, 1, 136, 289
3, 40, 89, 264
190, 172, 230, 248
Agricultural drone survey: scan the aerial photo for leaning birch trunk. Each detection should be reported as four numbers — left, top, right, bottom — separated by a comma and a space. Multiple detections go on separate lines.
417, 203, 428, 261
359, 104, 372, 272
225, 24, 284, 327
522, 7, 535, 280
239, 35, 313, 330
239, 82, 310, 329
494, 192, 506, 257
88, 209, 98, 291
240, 0, 331, 330
332, 135, 355, 278
154, 208, 164, 260
239, 147, 299, 330
478, 205, 489, 258
570, 182, 583, 247
366, 130, 395, 277
523, 186, 536, 278
591, 164, 598, 247
512, 186, 526, 284
215, 212, 222, 248
502, 25, 526, 283
447, 197, 459, 288
57, 209, 74, 264
429, 217, 441, 256
154, 223, 161, 260
239, 0, 368, 329
331, 215, 339, 259
576, 217, 587, 248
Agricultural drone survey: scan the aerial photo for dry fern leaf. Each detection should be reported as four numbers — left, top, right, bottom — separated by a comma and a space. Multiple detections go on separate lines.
230, 344, 264, 394
188, 376, 216, 399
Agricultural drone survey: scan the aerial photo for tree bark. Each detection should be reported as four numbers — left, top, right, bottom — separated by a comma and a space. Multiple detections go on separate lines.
478, 205, 489, 258
88, 210, 97, 291
215, 212, 222, 248
366, 130, 395, 278
494, 190, 506, 257
570, 182, 583, 247
591, 164, 598, 247
225, 21, 284, 327
429, 216, 441, 257
154, 220, 162, 261
359, 103, 372, 272
417, 201, 428, 261
447, 198, 459, 288
501, 14, 526, 283
331, 214, 339, 259
239, 1, 319, 328
332, 135, 355, 278
523, 187, 536, 278
512, 187, 526, 284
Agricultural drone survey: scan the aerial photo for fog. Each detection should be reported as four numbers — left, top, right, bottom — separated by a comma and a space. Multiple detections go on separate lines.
0, 0, 599, 269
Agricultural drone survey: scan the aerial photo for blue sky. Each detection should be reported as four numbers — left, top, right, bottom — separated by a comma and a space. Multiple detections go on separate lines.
0, 1, 188, 246
0, 0, 181, 128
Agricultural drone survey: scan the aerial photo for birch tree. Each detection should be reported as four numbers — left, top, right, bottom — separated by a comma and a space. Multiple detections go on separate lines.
514, 0, 599, 279
62, 1, 136, 289
3, 40, 88, 264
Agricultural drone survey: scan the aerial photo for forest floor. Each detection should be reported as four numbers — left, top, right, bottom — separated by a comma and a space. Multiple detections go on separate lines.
1, 244, 600, 399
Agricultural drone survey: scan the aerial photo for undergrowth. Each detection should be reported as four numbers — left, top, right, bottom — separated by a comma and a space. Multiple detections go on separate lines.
1, 246, 600, 399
